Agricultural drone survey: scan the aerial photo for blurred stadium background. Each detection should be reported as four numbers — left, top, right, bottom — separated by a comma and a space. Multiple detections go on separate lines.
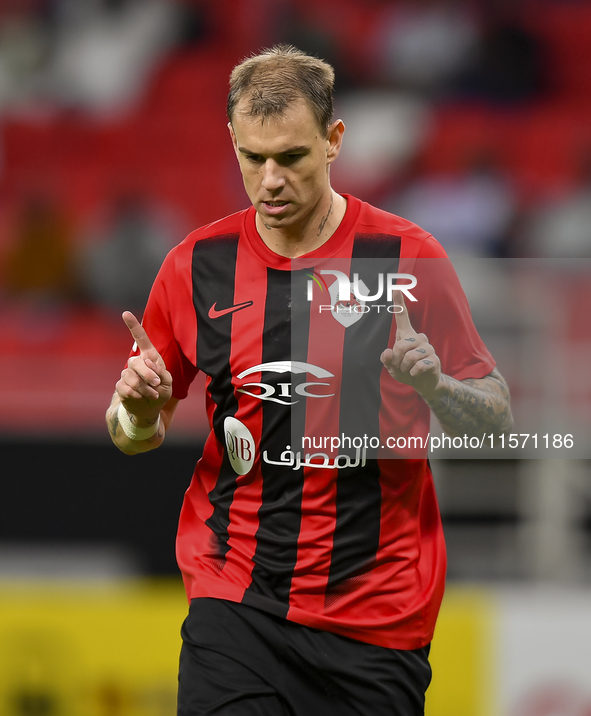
0, 0, 590, 714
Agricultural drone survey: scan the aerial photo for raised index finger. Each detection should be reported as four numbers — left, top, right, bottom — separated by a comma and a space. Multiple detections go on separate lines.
392, 290, 415, 336
122, 311, 156, 355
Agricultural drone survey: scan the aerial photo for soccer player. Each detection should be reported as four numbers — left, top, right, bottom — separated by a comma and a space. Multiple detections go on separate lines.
106, 45, 512, 716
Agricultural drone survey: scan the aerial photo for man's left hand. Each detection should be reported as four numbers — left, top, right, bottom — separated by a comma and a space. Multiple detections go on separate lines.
380, 294, 441, 399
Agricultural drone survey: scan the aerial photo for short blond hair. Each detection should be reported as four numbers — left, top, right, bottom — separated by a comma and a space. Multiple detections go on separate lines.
227, 45, 335, 137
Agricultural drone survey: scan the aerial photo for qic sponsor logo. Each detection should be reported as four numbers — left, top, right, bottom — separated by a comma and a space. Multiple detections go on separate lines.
236, 361, 334, 405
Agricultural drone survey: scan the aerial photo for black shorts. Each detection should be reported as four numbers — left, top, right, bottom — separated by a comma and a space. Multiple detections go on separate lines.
178, 598, 431, 716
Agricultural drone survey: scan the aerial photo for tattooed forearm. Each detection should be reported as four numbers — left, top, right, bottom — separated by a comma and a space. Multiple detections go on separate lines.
422, 368, 513, 437
108, 411, 119, 438
106, 392, 120, 439
317, 193, 334, 236
105, 392, 166, 455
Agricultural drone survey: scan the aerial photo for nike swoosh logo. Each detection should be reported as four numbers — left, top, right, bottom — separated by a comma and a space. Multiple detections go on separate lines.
208, 300, 254, 319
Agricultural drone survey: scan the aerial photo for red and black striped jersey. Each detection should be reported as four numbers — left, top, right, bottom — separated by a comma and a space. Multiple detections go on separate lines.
137, 194, 495, 649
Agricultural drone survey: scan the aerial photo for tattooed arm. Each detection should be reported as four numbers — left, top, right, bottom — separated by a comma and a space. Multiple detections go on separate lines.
419, 368, 512, 437
380, 299, 513, 438
106, 391, 179, 455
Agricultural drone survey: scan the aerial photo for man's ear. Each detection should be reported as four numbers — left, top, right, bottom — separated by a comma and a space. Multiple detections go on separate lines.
326, 119, 345, 165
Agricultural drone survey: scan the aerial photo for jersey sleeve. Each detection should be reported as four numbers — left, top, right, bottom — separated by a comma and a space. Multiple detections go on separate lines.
410, 236, 496, 381
128, 245, 198, 400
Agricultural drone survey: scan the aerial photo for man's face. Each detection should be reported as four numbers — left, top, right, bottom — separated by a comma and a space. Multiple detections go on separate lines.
229, 98, 343, 232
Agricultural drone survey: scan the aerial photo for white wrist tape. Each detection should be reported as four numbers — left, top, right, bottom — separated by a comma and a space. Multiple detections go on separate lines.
117, 403, 160, 441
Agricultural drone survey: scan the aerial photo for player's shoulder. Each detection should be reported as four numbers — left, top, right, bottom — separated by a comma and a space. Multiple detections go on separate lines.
351, 195, 448, 259
162, 208, 249, 264
181, 208, 248, 247
151, 208, 249, 282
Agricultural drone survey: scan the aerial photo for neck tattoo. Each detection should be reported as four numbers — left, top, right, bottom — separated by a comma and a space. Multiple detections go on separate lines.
317, 194, 334, 236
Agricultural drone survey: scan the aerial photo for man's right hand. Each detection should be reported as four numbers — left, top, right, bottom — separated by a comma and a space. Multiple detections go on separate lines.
116, 311, 173, 422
